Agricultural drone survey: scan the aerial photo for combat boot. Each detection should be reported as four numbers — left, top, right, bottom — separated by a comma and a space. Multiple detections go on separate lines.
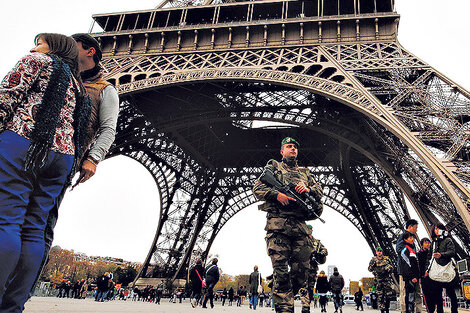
301, 307, 310, 313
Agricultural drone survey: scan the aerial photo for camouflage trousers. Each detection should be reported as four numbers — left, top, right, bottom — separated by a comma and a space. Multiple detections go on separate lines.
376, 279, 395, 310
266, 231, 311, 313
307, 267, 318, 301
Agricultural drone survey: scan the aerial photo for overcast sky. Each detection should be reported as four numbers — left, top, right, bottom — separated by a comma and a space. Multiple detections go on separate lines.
0, 0, 469, 285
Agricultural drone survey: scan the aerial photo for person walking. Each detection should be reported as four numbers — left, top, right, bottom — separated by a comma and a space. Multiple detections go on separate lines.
221, 288, 227, 306
329, 267, 345, 313
253, 137, 323, 313
368, 247, 395, 313
428, 224, 459, 313
315, 271, 329, 312
228, 287, 234, 306
0, 33, 90, 312
249, 265, 262, 310
354, 287, 363, 311
202, 258, 219, 309
189, 259, 204, 307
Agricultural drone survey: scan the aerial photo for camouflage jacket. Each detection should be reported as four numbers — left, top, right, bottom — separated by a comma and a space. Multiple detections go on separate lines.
252, 158, 323, 222
368, 255, 394, 280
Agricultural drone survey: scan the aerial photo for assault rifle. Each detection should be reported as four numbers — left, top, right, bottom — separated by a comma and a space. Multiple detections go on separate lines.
259, 167, 325, 223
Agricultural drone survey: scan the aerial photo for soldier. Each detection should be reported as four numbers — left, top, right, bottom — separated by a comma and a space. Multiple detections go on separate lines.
253, 137, 323, 313
306, 224, 328, 306
368, 247, 395, 313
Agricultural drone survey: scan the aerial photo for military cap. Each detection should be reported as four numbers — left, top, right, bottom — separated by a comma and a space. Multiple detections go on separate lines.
281, 137, 300, 147
307, 224, 313, 229
376, 247, 383, 251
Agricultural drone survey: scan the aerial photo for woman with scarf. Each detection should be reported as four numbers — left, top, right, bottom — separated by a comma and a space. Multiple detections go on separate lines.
0, 33, 90, 312
316, 270, 329, 312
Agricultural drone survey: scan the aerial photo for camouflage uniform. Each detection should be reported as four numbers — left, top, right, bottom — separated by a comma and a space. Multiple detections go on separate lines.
307, 237, 327, 302
253, 158, 323, 313
368, 255, 395, 313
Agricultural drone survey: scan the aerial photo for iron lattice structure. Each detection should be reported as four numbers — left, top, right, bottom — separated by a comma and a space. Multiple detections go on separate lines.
90, 0, 470, 283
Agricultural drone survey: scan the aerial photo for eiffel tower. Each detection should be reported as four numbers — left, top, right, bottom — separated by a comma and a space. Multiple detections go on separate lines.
89, 0, 470, 283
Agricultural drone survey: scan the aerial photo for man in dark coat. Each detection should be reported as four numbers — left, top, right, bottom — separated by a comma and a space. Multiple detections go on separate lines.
249, 265, 262, 310
202, 258, 219, 308
329, 267, 345, 313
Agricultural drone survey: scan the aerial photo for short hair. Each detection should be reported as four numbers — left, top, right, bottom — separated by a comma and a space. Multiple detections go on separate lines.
254, 265, 258, 270
403, 232, 413, 240
420, 237, 431, 246
71, 33, 102, 64
435, 223, 447, 231
212, 258, 218, 264
405, 219, 418, 229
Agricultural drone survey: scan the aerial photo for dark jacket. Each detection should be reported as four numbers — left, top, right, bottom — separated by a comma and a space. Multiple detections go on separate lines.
417, 248, 431, 278
229, 287, 234, 300
249, 270, 261, 294
315, 275, 329, 293
329, 271, 344, 292
398, 244, 419, 280
96, 275, 109, 292
431, 234, 455, 266
189, 264, 205, 292
204, 263, 220, 285
396, 230, 417, 273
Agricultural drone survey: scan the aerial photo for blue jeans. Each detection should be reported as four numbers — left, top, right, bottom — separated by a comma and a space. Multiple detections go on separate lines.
251, 294, 259, 310
333, 291, 343, 310
0, 131, 73, 312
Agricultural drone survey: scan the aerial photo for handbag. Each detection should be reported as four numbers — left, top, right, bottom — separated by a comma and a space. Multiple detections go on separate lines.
428, 242, 456, 283
257, 273, 263, 294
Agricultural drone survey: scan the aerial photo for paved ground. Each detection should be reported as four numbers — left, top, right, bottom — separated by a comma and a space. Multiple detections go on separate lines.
23, 297, 379, 313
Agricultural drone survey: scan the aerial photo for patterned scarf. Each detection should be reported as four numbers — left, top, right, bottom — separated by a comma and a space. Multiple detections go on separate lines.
24, 55, 91, 182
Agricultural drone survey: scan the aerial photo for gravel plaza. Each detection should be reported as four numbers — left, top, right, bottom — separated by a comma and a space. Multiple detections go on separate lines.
23, 297, 381, 313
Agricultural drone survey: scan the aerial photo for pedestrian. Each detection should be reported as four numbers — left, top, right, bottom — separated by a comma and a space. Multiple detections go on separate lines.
80, 280, 88, 299
417, 237, 442, 313
236, 286, 242, 306
354, 287, 363, 311
428, 224, 459, 313
328, 267, 345, 313
228, 286, 234, 306
315, 270, 329, 312
398, 232, 420, 313
0, 32, 90, 312
249, 265, 262, 310
202, 258, 219, 309
156, 280, 164, 304
252, 137, 323, 313
189, 259, 204, 307
368, 247, 395, 313
95, 272, 109, 301
396, 219, 423, 313
221, 288, 227, 306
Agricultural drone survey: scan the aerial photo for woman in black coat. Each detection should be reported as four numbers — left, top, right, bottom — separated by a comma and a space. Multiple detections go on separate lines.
316, 270, 330, 312
429, 224, 458, 313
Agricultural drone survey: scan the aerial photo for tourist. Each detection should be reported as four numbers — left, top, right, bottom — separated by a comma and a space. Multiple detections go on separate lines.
429, 224, 459, 313
398, 232, 420, 313
249, 265, 262, 310
0, 33, 89, 312
329, 267, 345, 313
202, 258, 219, 308
417, 237, 442, 313
221, 287, 227, 306
315, 270, 329, 312
396, 219, 422, 313
189, 259, 204, 307
354, 287, 363, 311
228, 286, 234, 306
